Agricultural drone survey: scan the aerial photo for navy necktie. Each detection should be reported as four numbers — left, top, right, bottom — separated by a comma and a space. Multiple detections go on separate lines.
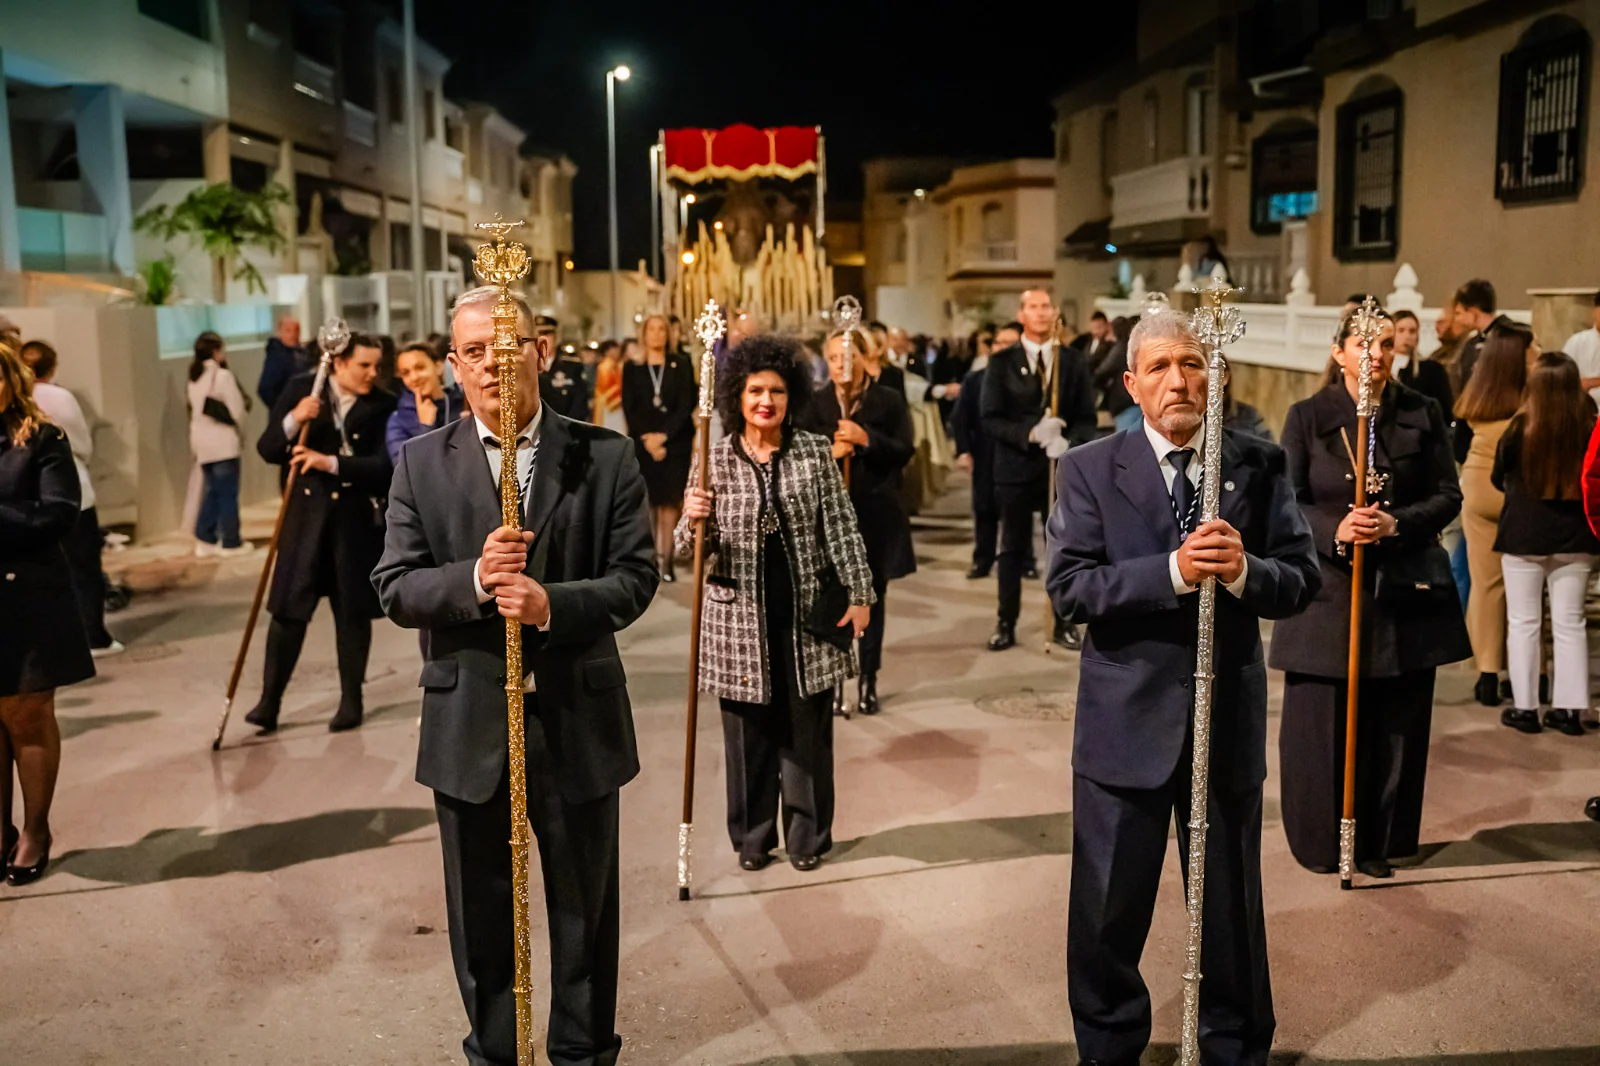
1170, 448, 1197, 536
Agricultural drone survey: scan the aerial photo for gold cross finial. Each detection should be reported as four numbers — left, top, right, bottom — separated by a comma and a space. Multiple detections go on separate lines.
472, 215, 531, 288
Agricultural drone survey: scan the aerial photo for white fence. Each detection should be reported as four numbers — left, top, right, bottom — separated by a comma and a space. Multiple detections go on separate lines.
1096, 263, 1532, 375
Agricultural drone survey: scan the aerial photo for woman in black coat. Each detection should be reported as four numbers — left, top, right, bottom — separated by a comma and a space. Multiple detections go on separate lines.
621, 314, 696, 582
804, 327, 916, 715
1270, 309, 1471, 879
245, 334, 396, 735
0, 342, 93, 885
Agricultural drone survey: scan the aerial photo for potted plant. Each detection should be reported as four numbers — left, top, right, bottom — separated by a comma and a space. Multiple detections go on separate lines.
135, 182, 292, 302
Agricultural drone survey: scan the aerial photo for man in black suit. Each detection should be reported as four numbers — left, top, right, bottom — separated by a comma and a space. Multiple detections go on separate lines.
979, 289, 1096, 650
535, 313, 593, 423
1076, 310, 1116, 369
1046, 309, 1320, 1066
247, 333, 396, 733
953, 321, 1020, 578
372, 286, 657, 1066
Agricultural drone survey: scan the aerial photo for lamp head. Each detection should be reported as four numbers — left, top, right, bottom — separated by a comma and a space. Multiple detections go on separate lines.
612, 65, 631, 81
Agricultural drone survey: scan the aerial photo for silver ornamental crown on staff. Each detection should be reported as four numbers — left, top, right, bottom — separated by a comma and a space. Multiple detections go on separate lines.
694, 300, 726, 417
316, 316, 350, 359
1189, 278, 1247, 349
833, 295, 862, 376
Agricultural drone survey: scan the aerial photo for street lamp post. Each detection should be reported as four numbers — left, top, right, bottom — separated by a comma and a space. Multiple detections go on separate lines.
606, 65, 630, 341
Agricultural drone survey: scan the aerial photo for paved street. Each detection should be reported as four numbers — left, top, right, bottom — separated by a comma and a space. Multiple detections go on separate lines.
3, 481, 1598, 1066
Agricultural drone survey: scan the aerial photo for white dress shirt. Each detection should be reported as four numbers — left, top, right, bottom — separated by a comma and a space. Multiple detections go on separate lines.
1021, 336, 1056, 387
470, 405, 548, 691
282, 377, 360, 475
1142, 419, 1249, 598
1561, 326, 1600, 405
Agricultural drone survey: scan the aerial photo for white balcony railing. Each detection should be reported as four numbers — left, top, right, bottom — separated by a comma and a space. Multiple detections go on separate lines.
953, 240, 1019, 271
292, 54, 337, 105
343, 102, 377, 147
467, 178, 483, 206
434, 143, 464, 181
1109, 155, 1212, 230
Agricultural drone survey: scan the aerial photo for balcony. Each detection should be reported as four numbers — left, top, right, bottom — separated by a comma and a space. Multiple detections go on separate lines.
467, 178, 483, 206
343, 102, 377, 148
292, 54, 336, 105
1109, 155, 1212, 230
434, 143, 464, 181
951, 240, 1019, 274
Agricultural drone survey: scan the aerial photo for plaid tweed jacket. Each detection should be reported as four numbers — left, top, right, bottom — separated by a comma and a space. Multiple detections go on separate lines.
674, 429, 875, 704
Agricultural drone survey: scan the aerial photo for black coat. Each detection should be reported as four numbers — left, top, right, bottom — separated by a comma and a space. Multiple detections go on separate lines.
540, 357, 592, 423
1046, 428, 1320, 790
372, 412, 658, 805
804, 378, 917, 583
1091, 342, 1133, 416
875, 363, 907, 397
951, 364, 995, 511
1491, 417, 1600, 556
257, 372, 397, 622
1396, 357, 1453, 430
980, 342, 1097, 487
1270, 382, 1472, 679
621, 355, 696, 506
0, 423, 94, 695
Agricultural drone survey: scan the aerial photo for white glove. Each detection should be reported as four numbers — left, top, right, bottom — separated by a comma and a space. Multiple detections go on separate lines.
1029, 416, 1067, 444
1045, 436, 1070, 460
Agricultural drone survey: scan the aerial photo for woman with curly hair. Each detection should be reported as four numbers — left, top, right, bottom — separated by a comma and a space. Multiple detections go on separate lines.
0, 340, 94, 885
677, 334, 874, 872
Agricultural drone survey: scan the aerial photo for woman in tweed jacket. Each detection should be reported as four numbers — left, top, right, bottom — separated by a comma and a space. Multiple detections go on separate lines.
677, 335, 874, 872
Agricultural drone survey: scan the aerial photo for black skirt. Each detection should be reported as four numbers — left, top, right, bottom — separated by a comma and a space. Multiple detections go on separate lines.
637, 440, 693, 508
0, 560, 95, 695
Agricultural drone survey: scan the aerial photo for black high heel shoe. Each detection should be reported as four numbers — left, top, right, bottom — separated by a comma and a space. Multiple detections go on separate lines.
6, 836, 51, 886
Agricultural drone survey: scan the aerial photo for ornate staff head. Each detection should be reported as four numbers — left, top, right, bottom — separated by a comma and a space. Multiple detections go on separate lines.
693, 299, 726, 417
316, 316, 350, 360
471, 215, 531, 433
1189, 276, 1247, 353
1348, 295, 1384, 418
832, 294, 862, 384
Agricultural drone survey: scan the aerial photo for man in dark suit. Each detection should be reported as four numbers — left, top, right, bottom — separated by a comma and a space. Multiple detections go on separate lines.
257, 316, 313, 408
533, 314, 593, 423
247, 333, 396, 733
1076, 310, 1116, 369
953, 321, 1020, 578
1046, 309, 1320, 1066
372, 286, 657, 1066
980, 289, 1097, 651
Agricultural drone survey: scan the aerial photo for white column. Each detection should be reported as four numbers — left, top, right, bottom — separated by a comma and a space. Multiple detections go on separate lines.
0, 49, 20, 272
73, 84, 135, 275
275, 138, 296, 272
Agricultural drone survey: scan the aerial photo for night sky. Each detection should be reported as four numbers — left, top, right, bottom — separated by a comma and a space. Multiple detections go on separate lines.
414, 1, 1134, 268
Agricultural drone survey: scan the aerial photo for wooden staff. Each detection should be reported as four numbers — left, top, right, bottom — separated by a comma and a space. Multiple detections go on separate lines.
211, 318, 346, 751
679, 299, 727, 902
1340, 296, 1384, 891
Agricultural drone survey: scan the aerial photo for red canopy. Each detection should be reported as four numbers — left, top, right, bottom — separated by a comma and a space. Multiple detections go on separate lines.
662, 125, 819, 184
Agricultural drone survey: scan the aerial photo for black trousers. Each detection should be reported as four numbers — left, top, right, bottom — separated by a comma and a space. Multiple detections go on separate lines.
260, 607, 372, 711
996, 482, 1051, 623
1069, 768, 1275, 1066
719, 625, 835, 860
434, 709, 622, 1066
1278, 670, 1436, 870
858, 575, 890, 675
63, 506, 112, 648
972, 510, 998, 571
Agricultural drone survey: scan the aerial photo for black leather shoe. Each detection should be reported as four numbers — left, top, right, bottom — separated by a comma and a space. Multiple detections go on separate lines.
244, 702, 280, 733
858, 673, 879, 716
328, 702, 364, 733
987, 621, 1016, 651
1357, 858, 1394, 879
1023, 565, 1040, 581
790, 854, 821, 872
1053, 619, 1082, 651
1585, 797, 1600, 822
1476, 673, 1502, 707
1544, 709, 1586, 737
739, 854, 773, 872
831, 683, 847, 717
965, 564, 991, 580
1501, 708, 1542, 734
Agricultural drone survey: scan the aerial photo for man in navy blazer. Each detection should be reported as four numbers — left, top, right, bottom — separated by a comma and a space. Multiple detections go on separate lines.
1046, 309, 1319, 1066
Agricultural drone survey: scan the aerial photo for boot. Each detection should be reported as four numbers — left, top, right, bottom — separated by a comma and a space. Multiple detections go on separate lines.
245, 616, 306, 733
831, 682, 847, 718
1475, 672, 1502, 708
328, 700, 364, 733
858, 672, 880, 716
1053, 617, 1082, 651
658, 553, 676, 583
329, 616, 371, 732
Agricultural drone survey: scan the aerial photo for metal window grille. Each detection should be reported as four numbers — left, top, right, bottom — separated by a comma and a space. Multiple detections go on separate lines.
1334, 91, 1401, 261
1496, 30, 1589, 203
1251, 126, 1318, 235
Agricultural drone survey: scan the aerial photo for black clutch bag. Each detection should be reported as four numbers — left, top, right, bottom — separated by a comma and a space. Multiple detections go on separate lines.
800, 501, 854, 651
1373, 542, 1456, 610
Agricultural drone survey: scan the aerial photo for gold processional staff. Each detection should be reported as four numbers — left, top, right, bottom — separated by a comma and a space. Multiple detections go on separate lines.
472, 215, 538, 1066
1179, 279, 1246, 1066
679, 299, 727, 902
1340, 295, 1386, 891
212, 317, 349, 750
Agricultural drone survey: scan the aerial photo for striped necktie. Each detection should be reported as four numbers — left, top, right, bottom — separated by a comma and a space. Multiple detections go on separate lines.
1170, 448, 1198, 536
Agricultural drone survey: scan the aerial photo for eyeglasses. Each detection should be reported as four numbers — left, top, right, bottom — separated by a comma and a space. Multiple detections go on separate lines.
450, 339, 534, 368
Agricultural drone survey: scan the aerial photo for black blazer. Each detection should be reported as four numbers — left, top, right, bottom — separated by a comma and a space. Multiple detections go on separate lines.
1046, 428, 1320, 791
804, 378, 917, 583
258, 372, 397, 621
540, 357, 593, 422
875, 363, 907, 397
620, 355, 695, 447
372, 411, 658, 805
1270, 382, 1472, 679
1491, 417, 1600, 556
980, 342, 1097, 487
951, 364, 995, 507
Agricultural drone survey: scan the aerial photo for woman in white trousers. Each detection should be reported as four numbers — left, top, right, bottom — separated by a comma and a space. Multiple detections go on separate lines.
1492, 351, 1600, 736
